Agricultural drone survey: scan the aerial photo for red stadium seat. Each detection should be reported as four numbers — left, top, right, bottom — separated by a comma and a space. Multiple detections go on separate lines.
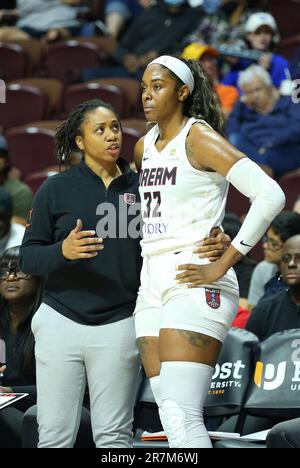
88, 78, 141, 117
279, 170, 300, 210
0, 42, 27, 81
6, 126, 57, 179
0, 84, 48, 133
121, 127, 142, 163
9, 78, 64, 117
121, 119, 147, 134
24, 170, 53, 194
63, 82, 127, 117
226, 185, 251, 218
45, 41, 102, 83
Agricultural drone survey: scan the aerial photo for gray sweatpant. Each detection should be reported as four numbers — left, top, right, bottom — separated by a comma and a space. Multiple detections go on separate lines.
31, 303, 140, 448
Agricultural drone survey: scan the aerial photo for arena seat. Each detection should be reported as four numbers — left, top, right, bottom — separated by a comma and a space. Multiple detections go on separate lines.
0, 84, 48, 133
6, 126, 56, 179
63, 82, 127, 117
24, 170, 54, 194
0, 42, 27, 81
9, 78, 64, 118
121, 127, 142, 163
9, 78, 63, 118
204, 328, 259, 421
121, 119, 147, 134
88, 78, 141, 118
279, 170, 300, 210
45, 40, 102, 83
226, 185, 251, 218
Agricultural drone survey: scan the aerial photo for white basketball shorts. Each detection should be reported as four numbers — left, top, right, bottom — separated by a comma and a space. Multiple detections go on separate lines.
134, 249, 239, 343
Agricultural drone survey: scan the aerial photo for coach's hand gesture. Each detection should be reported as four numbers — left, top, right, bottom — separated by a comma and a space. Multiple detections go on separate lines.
62, 219, 104, 260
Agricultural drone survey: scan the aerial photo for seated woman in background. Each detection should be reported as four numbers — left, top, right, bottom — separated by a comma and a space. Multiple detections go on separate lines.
226, 65, 300, 179
0, 246, 44, 448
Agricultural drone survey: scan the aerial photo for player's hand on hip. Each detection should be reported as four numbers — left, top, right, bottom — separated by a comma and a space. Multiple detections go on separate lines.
175, 261, 226, 287
62, 219, 104, 260
194, 227, 231, 262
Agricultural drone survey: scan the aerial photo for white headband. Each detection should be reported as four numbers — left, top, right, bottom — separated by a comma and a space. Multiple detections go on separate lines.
148, 55, 195, 93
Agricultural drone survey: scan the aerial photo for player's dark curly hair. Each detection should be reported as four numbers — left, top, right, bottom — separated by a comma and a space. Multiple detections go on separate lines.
55, 99, 119, 169
160, 58, 224, 135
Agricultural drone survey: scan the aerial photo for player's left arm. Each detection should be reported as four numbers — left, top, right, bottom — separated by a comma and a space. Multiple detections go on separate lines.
176, 124, 285, 287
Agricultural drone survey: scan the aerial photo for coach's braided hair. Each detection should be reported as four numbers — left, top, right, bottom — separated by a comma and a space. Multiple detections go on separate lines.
55, 99, 117, 169
163, 58, 224, 135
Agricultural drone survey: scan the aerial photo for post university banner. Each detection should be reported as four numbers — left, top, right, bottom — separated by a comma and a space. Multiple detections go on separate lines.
204, 328, 259, 416
245, 329, 300, 417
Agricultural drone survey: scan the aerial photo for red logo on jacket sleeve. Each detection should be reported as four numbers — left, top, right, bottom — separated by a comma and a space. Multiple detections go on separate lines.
205, 288, 221, 309
124, 193, 136, 205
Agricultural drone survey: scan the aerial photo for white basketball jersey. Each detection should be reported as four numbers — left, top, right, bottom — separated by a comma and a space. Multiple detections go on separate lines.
139, 117, 229, 257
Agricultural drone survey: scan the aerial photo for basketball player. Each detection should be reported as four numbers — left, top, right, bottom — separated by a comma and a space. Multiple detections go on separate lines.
134, 55, 285, 448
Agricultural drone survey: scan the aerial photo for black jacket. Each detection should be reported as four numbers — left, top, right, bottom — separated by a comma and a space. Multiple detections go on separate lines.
114, 3, 201, 62
20, 159, 142, 326
246, 289, 300, 341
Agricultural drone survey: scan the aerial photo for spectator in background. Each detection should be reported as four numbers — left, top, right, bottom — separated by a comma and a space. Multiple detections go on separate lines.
0, 0, 86, 41
247, 211, 300, 311
0, 188, 25, 257
246, 234, 300, 341
0, 246, 43, 448
226, 65, 300, 179
0, 136, 33, 225
222, 12, 290, 89
104, 0, 153, 39
182, 43, 239, 117
182, 1, 269, 51
82, 0, 202, 81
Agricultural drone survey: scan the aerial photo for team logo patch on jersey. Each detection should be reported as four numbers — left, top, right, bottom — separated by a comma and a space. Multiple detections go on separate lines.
124, 193, 136, 205
170, 148, 176, 157
205, 288, 221, 309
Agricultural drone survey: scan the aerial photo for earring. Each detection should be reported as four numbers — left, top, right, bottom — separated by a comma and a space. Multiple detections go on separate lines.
278, 274, 282, 282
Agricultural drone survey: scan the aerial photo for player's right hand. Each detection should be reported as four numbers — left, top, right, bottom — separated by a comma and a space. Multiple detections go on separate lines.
62, 219, 104, 260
